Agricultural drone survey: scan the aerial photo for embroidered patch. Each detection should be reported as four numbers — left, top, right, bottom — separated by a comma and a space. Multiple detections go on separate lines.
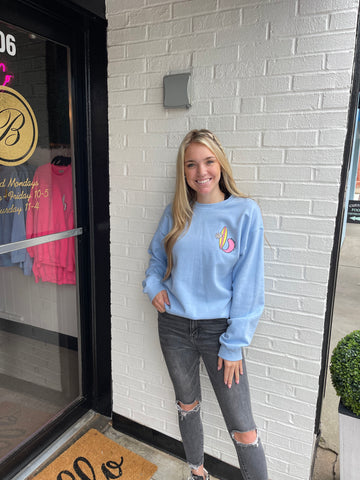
216, 226, 235, 253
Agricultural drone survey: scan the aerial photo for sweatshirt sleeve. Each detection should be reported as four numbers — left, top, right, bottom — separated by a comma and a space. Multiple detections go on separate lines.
219, 204, 264, 361
142, 205, 172, 302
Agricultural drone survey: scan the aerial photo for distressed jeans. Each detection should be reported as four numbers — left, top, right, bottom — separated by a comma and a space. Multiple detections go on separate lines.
158, 312, 268, 480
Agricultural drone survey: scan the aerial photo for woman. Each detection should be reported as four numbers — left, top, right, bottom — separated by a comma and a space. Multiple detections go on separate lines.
143, 129, 268, 480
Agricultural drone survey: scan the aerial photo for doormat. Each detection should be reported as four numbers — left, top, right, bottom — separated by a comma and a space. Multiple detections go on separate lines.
31, 428, 158, 480
0, 401, 54, 460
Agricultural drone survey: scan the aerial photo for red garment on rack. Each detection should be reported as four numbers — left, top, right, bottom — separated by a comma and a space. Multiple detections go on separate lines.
26, 163, 75, 284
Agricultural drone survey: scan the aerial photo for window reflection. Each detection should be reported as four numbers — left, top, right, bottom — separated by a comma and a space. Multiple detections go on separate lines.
0, 19, 80, 461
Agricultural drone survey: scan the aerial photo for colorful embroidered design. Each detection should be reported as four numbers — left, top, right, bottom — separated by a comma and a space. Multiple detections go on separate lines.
216, 226, 235, 253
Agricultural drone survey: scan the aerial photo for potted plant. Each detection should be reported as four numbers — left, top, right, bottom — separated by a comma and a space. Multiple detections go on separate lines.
330, 330, 360, 480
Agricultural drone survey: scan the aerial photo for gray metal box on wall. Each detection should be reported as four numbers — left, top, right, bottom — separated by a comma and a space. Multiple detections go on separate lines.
163, 73, 191, 109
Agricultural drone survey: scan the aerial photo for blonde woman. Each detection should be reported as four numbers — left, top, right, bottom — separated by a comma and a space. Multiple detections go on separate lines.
143, 130, 268, 480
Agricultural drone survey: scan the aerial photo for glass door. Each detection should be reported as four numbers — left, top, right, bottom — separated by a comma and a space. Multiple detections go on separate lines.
0, 19, 83, 462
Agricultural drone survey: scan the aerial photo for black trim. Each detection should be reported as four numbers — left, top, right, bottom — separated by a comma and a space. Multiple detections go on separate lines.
338, 400, 360, 420
86, 13, 111, 418
0, 318, 78, 351
112, 413, 244, 480
314, 7, 360, 434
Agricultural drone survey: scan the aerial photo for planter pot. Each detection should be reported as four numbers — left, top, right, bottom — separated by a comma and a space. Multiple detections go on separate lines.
338, 400, 360, 479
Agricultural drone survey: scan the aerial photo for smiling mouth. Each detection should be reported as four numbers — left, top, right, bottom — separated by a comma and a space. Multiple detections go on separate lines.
196, 178, 211, 185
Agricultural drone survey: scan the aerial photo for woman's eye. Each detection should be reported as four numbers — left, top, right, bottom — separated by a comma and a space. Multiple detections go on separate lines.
207, 160, 214, 165
186, 163, 195, 168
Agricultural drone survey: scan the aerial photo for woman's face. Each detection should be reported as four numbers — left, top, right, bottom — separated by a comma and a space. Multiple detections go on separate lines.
184, 142, 223, 204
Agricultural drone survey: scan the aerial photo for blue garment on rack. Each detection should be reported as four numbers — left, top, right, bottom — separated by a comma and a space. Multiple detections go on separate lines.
0, 164, 35, 274
10, 164, 36, 275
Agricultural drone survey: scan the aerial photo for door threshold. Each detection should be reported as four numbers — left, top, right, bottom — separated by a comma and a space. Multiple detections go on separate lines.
13, 410, 98, 480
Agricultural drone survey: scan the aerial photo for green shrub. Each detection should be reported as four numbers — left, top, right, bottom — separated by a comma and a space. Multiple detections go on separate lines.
330, 330, 360, 416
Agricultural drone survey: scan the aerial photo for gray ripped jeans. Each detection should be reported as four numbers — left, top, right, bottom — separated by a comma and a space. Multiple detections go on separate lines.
158, 312, 268, 480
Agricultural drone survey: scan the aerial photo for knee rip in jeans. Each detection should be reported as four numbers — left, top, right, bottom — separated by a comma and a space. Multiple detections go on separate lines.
176, 400, 201, 419
231, 429, 259, 447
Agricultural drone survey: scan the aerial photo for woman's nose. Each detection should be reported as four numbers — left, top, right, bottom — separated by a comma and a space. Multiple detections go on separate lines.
197, 163, 206, 175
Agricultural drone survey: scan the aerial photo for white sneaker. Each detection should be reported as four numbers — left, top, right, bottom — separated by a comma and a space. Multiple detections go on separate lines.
188, 469, 210, 480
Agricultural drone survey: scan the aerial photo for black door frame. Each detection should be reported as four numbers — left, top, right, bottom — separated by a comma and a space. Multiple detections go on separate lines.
314, 8, 360, 435
0, 1, 110, 478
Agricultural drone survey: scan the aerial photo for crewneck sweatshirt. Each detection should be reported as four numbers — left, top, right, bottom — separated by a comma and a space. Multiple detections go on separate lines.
143, 195, 264, 361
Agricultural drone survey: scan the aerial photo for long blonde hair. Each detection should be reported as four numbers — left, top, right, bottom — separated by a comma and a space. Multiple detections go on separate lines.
163, 129, 247, 280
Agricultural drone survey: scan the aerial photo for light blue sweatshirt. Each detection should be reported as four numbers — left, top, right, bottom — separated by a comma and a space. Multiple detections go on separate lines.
143, 195, 264, 361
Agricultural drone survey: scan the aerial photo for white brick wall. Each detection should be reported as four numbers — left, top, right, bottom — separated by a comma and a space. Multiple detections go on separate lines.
107, 1, 359, 479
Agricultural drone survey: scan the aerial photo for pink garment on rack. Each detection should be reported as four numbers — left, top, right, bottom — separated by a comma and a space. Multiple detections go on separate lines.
26, 163, 75, 284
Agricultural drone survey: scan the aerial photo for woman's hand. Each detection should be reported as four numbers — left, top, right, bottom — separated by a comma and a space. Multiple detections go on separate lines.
217, 357, 243, 388
152, 289, 170, 313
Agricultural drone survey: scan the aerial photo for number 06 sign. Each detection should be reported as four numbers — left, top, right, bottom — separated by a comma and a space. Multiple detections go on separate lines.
0, 85, 38, 166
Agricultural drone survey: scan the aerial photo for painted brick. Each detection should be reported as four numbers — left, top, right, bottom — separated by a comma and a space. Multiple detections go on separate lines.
243, 0, 297, 24
107, 0, 144, 14
107, 1, 357, 478
308, 234, 335, 251
128, 5, 171, 26
193, 80, 237, 99
264, 93, 320, 112
148, 19, 191, 39
216, 131, 261, 148
282, 183, 339, 200
293, 71, 351, 91
285, 147, 343, 165
312, 166, 342, 183
241, 97, 263, 114
148, 52, 192, 72
297, 32, 356, 55
212, 97, 241, 114
274, 279, 328, 298
300, 297, 328, 316
330, 10, 359, 29
108, 58, 146, 75
274, 310, 324, 330
192, 10, 240, 31
277, 246, 332, 266
265, 261, 304, 279
238, 182, 282, 197
239, 38, 294, 60
147, 117, 189, 133
270, 14, 328, 37
264, 130, 318, 147
319, 128, 348, 146
108, 45, 126, 61
216, 23, 268, 48
127, 39, 168, 58
193, 45, 238, 65
304, 266, 330, 283
267, 54, 324, 76
259, 165, 312, 181
322, 90, 351, 109
326, 50, 355, 70
107, 76, 127, 91
109, 90, 146, 106
289, 111, 347, 129
170, 32, 215, 52
173, 0, 217, 18
232, 149, 283, 164
108, 26, 146, 46
215, 61, 265, 79
236, 113, 288, 131
127, 104, 163, 119
299, 0, 358, 15
259, 199, 310, 215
